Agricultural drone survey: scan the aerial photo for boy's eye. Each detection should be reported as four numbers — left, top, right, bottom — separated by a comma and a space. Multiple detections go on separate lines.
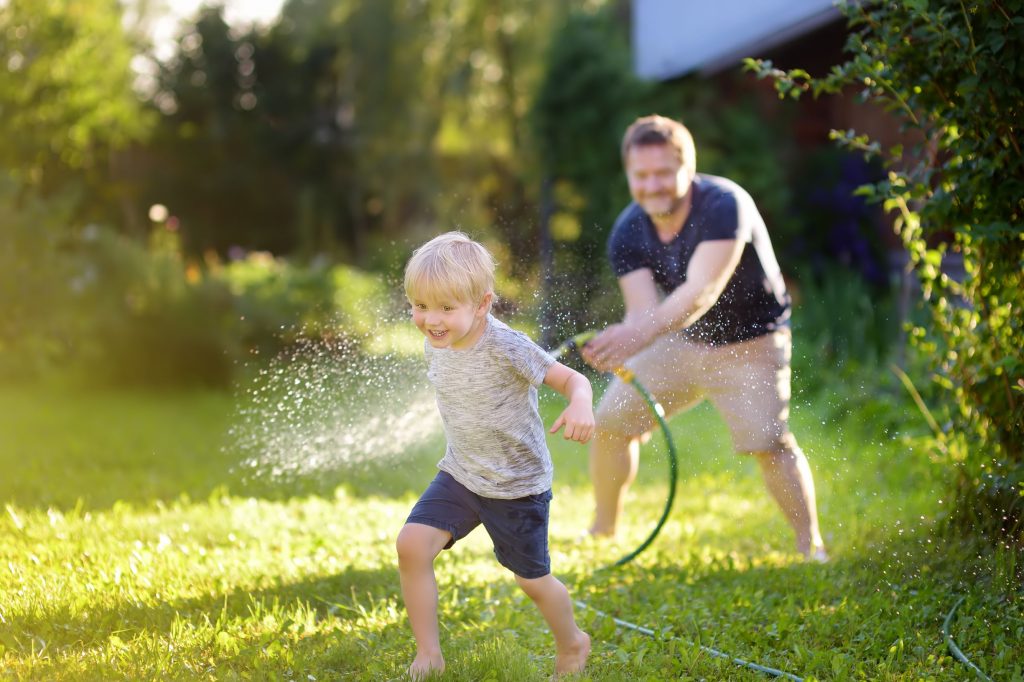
442, 305, 454, 312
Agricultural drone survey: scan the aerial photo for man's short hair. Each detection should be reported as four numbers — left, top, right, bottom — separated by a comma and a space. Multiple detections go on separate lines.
621, 115, 697, 173
404, 231, 496, 306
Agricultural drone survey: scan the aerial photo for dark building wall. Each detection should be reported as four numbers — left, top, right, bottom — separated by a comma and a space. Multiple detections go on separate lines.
713, 18, 925, 261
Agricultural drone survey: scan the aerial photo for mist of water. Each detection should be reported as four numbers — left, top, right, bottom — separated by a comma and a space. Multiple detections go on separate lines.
228, 333, 442, 485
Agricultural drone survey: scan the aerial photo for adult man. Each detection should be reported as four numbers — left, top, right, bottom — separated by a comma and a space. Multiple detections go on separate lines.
580, 114, 826, 560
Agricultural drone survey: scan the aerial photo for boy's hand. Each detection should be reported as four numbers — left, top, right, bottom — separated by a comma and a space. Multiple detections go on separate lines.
550, 400, 595, 443
543, 362, 595, 444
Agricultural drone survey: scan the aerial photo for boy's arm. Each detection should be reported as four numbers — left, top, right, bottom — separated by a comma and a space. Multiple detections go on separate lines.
543, 361, 595, 443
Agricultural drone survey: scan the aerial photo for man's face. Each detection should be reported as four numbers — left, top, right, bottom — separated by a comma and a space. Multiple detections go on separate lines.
625, 144, 692, 218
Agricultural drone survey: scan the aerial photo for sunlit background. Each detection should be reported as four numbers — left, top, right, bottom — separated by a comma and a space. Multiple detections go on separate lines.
0, 0, 1019, 679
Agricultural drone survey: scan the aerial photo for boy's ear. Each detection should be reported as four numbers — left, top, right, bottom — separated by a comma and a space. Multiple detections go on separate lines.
477, 292, 493, 315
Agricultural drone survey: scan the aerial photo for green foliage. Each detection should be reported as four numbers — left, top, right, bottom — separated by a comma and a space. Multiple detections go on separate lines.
0, 0, 151, 211
145, 7, 300, 255
791, 266, 901, 380
142, 0, 567, 266
0, 183, 405, 386
747, 0, 1024, 548
220, 250, 396, 356
79, 225, 238, 386
0, 180, 84, 379
529, 8, 673, 339
0, 186, 243, 386
530, 8, 647, 260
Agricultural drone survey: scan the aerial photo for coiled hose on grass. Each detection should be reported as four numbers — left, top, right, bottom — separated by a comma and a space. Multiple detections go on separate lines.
551, 330, 678, 569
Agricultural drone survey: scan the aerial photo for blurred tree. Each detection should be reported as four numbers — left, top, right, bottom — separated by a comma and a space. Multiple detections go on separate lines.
140, 0, 571, 272
431, 0, 571, 277
276, 0, 568, 267
0, 0, 151, 222
144, 7, 299, 254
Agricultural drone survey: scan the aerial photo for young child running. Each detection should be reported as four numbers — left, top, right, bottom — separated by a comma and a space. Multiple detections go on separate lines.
397, 231, 593, 680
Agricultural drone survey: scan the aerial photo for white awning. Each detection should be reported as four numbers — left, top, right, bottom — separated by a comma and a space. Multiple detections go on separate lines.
633, 0, 842, 79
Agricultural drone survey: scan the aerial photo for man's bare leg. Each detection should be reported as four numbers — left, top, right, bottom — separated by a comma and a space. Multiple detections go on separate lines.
752, 441, 825, 558
588, 429, 640, 536
515, 574, 591, 677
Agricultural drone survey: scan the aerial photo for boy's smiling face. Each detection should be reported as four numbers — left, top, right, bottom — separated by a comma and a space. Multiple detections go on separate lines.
409, 293, 492, 351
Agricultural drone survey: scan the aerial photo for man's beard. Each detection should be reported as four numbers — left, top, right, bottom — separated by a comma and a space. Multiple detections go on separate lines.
643, 193, 684, 217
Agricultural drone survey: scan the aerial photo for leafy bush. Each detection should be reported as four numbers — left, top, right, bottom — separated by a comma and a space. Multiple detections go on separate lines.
219, 253, 336, 356
791, 266, 901, 377
0, 181, 84, 379
748, 0, 1024, 549
74, 225, 238, 386
217, 251, 397, 355
0, 185, 402, 387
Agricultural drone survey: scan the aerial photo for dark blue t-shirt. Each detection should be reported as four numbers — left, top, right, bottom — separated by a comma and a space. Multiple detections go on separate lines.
608, 174, 790, 345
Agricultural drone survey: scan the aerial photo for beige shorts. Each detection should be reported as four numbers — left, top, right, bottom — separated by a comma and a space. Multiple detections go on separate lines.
596, 327, 794, 453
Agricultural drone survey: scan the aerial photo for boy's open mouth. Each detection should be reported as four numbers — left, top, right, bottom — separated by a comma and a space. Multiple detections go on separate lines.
429, 330, 447, 338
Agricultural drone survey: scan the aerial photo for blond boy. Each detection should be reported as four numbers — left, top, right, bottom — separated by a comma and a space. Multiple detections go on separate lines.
396, 231, 592, 679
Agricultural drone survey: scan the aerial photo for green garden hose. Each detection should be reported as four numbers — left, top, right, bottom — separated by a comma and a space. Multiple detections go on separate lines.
551, 330, 678, 568
943, 596, 994, 682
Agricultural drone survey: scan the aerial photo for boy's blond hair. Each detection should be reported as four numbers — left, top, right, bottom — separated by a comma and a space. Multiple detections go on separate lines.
404, 231, 496, 306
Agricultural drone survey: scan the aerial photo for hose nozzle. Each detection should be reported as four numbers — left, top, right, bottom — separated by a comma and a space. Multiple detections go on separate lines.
551, 330, 599, 360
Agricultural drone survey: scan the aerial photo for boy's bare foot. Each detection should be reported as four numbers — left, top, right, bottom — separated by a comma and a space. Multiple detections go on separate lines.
554, 631, 591, 678
408, 652, 445, 681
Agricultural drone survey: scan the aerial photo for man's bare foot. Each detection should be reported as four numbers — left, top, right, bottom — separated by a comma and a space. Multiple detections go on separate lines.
554, 631, 591, 678
587, 525, 615, 537
794, 540, 827, 561
408, 652, 445, 681
803, 545, 829, 563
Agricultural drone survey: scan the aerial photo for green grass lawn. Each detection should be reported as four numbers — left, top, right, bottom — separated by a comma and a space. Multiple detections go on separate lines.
1, 370, 1021, 681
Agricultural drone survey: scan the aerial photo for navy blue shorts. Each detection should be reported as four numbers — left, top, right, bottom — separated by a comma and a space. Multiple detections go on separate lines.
406, 470, 553, 579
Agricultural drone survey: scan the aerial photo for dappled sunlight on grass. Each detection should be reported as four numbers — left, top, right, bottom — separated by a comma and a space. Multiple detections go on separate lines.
2, 380, 1021, 680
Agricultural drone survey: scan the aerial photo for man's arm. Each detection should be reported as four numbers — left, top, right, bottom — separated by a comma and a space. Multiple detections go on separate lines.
649, 238, 743, 335
583, 239, 744, 371
618, 268, 660, 326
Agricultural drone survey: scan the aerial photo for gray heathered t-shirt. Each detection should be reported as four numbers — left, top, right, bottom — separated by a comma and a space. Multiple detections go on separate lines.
423, 314, 556, 499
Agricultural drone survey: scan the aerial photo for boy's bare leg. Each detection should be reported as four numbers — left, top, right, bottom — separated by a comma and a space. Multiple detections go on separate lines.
753, 443, 826, 558
396, 523, 452, 679
515, 574, 591, 677
588, 430, 640, 536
